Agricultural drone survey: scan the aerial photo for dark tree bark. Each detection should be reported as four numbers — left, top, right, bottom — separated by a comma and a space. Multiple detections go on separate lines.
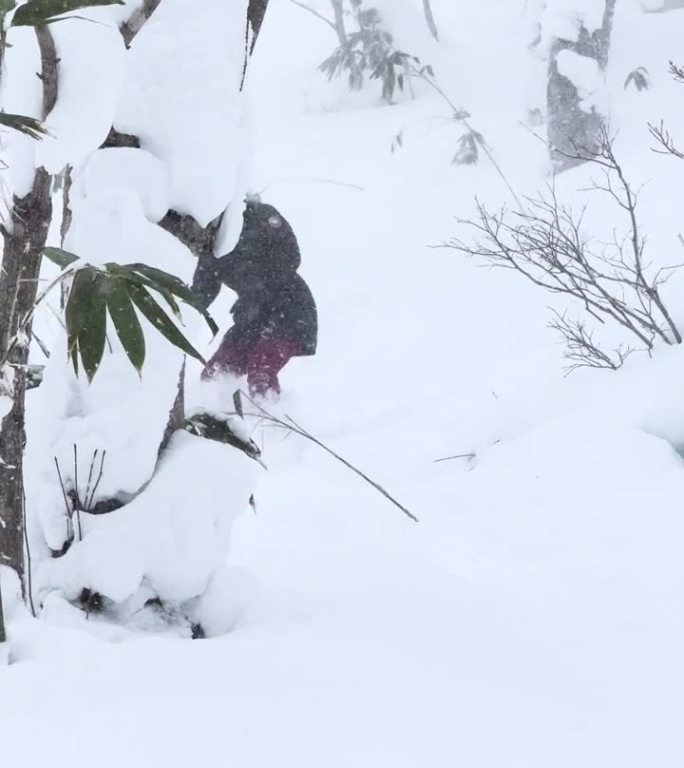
248, 0, 270, 52
0, 170, 52, 579
0, 583, 5, 645
0, 26, 57, 584
547, 0, 617, 171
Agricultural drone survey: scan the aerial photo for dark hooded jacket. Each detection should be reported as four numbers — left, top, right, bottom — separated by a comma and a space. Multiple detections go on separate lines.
192, 201, 318, 356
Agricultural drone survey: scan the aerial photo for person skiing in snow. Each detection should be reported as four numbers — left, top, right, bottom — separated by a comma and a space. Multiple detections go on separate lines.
192, 197, 318, 397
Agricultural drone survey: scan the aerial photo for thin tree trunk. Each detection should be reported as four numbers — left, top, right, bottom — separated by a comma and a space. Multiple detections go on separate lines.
0, 580, 5, 645
0, 26, 57, 584
0, 172, 52, 578
329, 0, 362, 90
329, 0, 348, 49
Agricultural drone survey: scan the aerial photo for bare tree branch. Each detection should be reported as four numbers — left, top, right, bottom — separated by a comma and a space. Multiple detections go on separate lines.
649, 119, 684, 160
444, 133, 682, 371
289, 0, 336, 31
230, 391, 419, 523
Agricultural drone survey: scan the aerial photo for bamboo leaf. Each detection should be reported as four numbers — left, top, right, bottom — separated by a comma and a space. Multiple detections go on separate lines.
12, 0, 124, 26
127, 283, 206, 364
109, 264, 183, 320
0, 0, 16, 19
77, 274, 107, 382
127, 263, 193, 301
43, 246, 79, 269
107, 281, 145, 374
0, 112, 46, 139
65, 269, 90, 375
126, 262, 219, 336
65, 268, 106, 379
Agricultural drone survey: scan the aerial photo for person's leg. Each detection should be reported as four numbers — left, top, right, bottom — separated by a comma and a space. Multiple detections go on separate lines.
246, 336, 301, 397
201, 328, 249, 381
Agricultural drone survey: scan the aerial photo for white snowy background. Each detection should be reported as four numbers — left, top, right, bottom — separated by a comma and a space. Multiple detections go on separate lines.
2, 0, 684, 765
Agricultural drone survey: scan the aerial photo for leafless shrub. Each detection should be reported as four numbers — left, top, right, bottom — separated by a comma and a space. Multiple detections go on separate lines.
444, 133, 682, 372
548, 310, 634, 373
54, 446, 108, 556
649, 62, 684, 159
649, 120, 684, 160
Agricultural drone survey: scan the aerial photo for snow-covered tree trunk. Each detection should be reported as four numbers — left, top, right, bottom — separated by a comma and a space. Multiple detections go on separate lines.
0, 25, 57, 581
6, 0, 273, 636
546, 0, 617, 170
0, 170, 51, 576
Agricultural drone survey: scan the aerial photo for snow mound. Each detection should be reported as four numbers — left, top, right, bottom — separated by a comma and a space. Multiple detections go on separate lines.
35, 15, 127, 173
115, 0, 250, 225
76, 148, 170, 223
37, 431, 255, 610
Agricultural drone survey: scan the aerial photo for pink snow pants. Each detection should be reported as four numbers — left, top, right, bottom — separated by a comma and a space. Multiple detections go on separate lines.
202, 330, 301, 397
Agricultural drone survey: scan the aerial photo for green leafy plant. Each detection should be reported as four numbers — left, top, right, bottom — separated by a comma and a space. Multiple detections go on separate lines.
43, 248, 217, 382
11, 0, 124, 27
0, 112, 47, 139
318, 2, 429, 103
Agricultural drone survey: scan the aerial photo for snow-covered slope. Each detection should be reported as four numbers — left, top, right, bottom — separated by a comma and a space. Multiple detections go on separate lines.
3, 0, 684, 765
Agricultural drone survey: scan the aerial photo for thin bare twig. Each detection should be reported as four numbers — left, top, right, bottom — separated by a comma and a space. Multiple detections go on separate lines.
72, 445, 82, 541
434, 453, 475, 464
444, 132, 682, 371
289, 0, 336, 31
21, 487, 36, 617
649, 120, 684, 160
406, 63, 524, 209
233, 391, 419, 523
85, 450, 106, 512
54, 457, 74, 547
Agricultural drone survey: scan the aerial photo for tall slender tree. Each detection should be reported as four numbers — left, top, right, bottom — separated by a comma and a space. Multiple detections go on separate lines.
0, 24, 57, 586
